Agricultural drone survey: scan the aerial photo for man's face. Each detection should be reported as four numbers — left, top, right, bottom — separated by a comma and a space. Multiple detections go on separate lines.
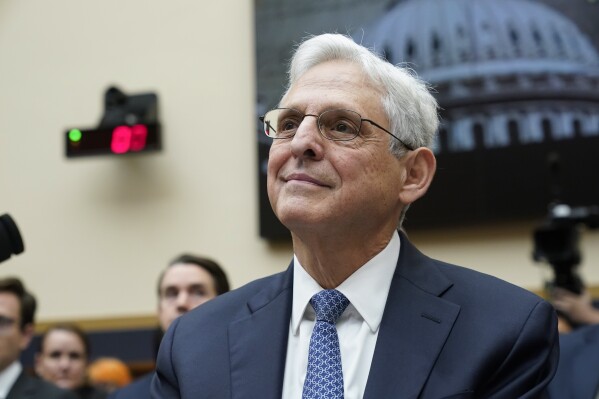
0, 292, 33, 372
157, 263, 218, 331
267, 60, 405, 237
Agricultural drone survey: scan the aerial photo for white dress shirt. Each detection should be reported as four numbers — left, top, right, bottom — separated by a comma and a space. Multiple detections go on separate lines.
282, 231, 400, 399
0, 361, 22, 399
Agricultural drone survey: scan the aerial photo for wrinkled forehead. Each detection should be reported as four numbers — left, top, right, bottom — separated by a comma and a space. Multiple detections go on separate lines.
281, 60, 383, 112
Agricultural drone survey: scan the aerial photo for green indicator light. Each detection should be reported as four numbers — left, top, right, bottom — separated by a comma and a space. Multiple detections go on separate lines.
68, 129, 82, 142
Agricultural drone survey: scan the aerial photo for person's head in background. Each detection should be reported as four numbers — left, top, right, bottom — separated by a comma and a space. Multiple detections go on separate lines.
0, 277, 36, 373
157, 254, 230, 332
550, 286, 599, 333
35, 324, 90, 391
87, 357, 132, 393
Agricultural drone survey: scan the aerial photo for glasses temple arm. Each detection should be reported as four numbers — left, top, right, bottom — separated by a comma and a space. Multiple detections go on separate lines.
364, 119, 415, 151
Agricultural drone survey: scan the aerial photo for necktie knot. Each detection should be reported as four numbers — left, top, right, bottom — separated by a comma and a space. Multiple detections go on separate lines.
311, 289, 349, 324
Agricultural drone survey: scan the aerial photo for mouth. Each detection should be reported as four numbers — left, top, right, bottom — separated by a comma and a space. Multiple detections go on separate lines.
284, 173, 330, 187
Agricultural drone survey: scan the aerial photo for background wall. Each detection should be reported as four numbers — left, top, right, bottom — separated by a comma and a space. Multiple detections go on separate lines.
1, 0, 598, 323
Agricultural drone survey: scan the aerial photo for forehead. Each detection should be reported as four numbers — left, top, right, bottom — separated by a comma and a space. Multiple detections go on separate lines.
0, 292, 20, 319
282, 60, 383, 114
43, 330, 85, 351
160, 263, 214, 290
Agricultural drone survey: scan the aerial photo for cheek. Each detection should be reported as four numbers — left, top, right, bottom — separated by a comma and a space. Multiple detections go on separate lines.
333, 151, 372, 183
190, 298, 210, 308
267, 146, 287, 194
159, 304, 176, 317
267, 143, 289, 175
345, 153, 401, 198
73, 362, 87, 376
39, 359, 57, 375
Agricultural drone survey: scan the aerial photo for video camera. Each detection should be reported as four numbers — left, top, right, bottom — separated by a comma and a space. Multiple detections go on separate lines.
533, 204, 599, 294
0, 214, 24, 264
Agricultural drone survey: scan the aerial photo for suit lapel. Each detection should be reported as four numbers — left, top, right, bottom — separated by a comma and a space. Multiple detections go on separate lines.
7, 372, 33, 399
229, 265, 293, 399
364, 234, 460, 399
572, 326, 599, 398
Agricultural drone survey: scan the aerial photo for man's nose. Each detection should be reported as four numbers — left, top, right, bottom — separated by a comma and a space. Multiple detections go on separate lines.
290, 115, 324, 160
176, 292, 191, 311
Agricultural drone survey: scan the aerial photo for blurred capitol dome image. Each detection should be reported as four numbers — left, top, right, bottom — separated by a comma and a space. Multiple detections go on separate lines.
354, 0, 599, 228
361, 0, 599, 154
254, 0, 599, 236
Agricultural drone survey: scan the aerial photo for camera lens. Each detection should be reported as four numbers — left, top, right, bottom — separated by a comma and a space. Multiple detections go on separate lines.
0, 214, 24, 263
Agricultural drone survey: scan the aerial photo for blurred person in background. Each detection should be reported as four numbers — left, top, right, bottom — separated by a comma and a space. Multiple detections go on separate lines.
552, 287, 599, 331
87, 357, 132, 394
108, 254, 230, 399
548, 286, 599, 398
35, 324, 107, 399
0, 277, 77, 399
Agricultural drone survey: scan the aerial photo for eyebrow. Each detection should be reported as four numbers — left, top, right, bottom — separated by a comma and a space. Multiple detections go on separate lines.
162, 283, 207, 292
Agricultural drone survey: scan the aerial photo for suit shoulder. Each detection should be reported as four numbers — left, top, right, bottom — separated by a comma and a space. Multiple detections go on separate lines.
109, 373, 152, 398
436, 259, 544, 303
174, 270, 289, 330
10, 373, 79, 399
426, 259, 557, 337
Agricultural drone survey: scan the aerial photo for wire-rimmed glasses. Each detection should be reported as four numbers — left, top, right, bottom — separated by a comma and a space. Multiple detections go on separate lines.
259, 108, 415, 151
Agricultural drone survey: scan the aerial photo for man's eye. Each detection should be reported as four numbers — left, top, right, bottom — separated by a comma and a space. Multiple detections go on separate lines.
335, 123, 349, 132
190, 287, 206, 297
164, 289, 178, 298
280, 119, 299, 133
331, 120, 358, 135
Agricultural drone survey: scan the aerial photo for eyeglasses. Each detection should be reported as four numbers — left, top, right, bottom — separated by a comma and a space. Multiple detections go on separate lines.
0, 315, 16, 332
259, 108, 415, 150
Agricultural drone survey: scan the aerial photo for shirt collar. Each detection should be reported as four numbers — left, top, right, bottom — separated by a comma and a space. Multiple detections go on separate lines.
291, 231, 400, 334
0, 361, 22, 399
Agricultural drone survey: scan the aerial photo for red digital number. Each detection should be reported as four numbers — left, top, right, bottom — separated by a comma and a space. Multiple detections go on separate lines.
130, 124, 148, 151
110, 124, 148, 154
111, 126, 132, 154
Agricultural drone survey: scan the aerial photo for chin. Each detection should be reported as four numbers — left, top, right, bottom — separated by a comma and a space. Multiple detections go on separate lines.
277, 209, 329, 232
56, 381, 75, 390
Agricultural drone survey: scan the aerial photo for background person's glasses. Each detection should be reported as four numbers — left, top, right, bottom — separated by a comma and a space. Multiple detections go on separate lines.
260, 108, 415, 150
0, 315, 16, 332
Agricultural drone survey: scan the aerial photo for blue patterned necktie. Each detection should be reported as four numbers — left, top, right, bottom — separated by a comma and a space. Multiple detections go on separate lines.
302, 289, 350, 399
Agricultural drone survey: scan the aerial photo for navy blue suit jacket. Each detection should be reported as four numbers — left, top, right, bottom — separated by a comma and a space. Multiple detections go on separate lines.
108, 373, 153, 399
152, 234, 559, 398
547, 324, 599, 399
7, 372, 78, 399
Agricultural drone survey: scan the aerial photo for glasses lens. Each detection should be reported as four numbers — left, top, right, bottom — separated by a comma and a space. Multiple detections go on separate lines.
319, 109, 361, 141
263, 109, 303, 139
0, 316, 15, 329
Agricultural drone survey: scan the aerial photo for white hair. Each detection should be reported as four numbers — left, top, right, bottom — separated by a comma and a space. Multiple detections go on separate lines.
284, 33, 439, 158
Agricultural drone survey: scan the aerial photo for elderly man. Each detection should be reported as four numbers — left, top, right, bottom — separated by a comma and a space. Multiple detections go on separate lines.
152, 34, 558, 398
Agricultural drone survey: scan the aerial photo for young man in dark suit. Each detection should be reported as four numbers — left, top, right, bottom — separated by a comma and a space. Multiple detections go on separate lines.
0, 277, 77, 399
109, 255, 229, 399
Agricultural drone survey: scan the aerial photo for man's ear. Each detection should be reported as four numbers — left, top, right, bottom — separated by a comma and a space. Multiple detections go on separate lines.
20, 323, 35, 351
398, 147, 436, 205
